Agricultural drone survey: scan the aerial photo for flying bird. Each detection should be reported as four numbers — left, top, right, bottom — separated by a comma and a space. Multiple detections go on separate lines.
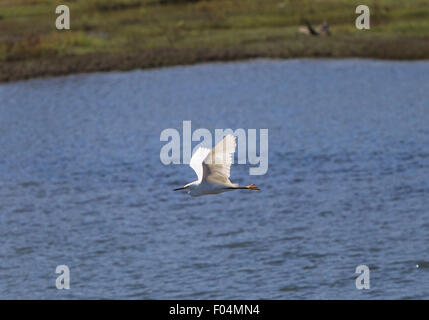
174, 134, 260, 197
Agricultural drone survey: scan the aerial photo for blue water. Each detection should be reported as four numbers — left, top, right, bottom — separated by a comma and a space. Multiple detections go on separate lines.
0, 59, 428, 299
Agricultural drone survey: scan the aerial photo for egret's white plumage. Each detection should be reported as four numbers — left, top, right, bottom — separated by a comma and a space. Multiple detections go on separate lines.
174, 134, 260, 197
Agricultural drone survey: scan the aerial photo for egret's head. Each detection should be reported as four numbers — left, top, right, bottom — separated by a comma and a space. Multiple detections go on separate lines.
173, 181, 197, 193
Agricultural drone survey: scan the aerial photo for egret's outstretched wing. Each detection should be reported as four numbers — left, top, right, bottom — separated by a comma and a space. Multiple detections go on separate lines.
202, 134, 237, 186
189, 147, 211, 182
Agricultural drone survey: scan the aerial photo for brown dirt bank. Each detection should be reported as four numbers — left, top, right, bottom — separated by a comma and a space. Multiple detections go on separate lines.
1, 36, 429, 83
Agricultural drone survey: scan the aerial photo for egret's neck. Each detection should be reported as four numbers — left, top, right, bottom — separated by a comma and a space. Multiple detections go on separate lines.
184, 180, 199, 189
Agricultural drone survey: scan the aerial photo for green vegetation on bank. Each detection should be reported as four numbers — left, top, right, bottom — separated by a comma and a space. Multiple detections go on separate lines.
0, 0, 428, 82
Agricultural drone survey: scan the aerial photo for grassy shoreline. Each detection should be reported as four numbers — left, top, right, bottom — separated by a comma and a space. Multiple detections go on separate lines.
1, 0, 429, 83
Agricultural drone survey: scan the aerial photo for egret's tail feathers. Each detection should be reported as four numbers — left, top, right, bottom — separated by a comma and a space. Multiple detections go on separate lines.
245, 184, 260, 191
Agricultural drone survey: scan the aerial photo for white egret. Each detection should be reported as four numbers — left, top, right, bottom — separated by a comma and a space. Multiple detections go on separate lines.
174, 134, 260, 197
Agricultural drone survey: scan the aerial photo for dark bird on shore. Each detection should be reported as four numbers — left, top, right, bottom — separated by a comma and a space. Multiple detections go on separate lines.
299, 21, 331, 36
305, 20, 319, 35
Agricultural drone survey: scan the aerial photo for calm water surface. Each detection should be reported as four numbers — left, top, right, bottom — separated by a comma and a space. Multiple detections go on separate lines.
0, 59, 428, 299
